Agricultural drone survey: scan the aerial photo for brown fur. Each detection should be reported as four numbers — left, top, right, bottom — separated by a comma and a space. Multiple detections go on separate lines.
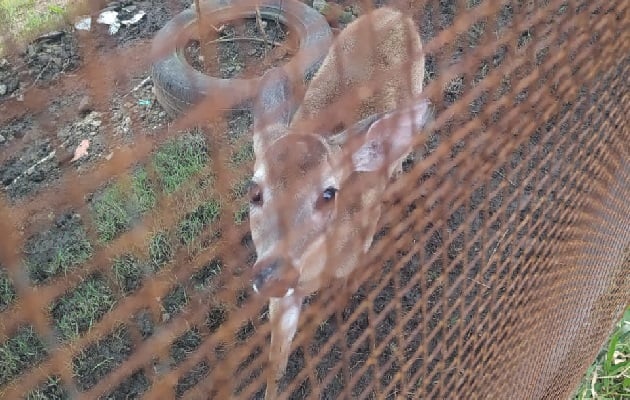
249, 7, 426, 398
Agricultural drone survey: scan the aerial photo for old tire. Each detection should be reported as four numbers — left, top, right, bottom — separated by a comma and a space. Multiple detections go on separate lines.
149, 0, 333, 118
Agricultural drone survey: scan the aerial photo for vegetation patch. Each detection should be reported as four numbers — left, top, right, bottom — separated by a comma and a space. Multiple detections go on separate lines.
161, 284, 189, 321
112, 253, 147, 295
26, 375, 68, 400
230, 140, 255, 166
171, 327, 203, 365
50, 275, 116, 340
72, 325, 133, 391
574, 307, 630, 399
0, 267, 17, 311
191, 258, 223, 291
148, 230, 172, 270
91, 168, 156, 242
23, 213, 92, 284
0, 326, 47, 386
101, 369, 151, 400
0, 0, 67, 46
178, 198, 221, 246
175, 360, 210, 398
152, 132, 210, 194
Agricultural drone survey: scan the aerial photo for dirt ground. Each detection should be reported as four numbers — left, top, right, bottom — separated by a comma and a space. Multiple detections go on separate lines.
0, 0, 623, 398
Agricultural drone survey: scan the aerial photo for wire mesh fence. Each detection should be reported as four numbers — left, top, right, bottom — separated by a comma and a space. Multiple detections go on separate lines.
0, 0, 628, 399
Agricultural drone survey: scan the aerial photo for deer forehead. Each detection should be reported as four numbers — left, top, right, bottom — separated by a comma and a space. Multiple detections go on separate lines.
255, 134, 332, 187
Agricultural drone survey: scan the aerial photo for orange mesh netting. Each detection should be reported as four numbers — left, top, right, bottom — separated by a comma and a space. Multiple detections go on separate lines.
0, 0, 627, 399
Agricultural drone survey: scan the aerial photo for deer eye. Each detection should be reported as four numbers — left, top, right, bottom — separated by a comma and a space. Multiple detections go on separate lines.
248, 181, 263, 206
322, 186, 338, 201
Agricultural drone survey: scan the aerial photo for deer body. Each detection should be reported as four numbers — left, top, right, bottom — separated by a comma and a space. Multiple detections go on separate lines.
248, 7, 431, 397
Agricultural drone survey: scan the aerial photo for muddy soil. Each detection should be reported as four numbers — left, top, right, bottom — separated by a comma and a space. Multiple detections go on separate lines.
184, 18, 292, 79
95, 0, 191, 46
23, 31, 81, 84
0, 58, 21, 99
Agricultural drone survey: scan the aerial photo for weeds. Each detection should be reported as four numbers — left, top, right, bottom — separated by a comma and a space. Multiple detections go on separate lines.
178, 199, 221, 246
24, 214, 93, 284
574, 307, 630, 399
148, 230, 172, 270
0, 326, 47, 386
50, 275, 116, 340
0, 268, 17, 311
26, 376, 68, 400
152, 132, 209, 194
112, 254, 146, 294
92, 168, 156, 243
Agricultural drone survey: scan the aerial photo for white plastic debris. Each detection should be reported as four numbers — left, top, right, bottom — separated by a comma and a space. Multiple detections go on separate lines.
74, 16, 92, 31
120, 10, 146, 26
97, 10, 121, 35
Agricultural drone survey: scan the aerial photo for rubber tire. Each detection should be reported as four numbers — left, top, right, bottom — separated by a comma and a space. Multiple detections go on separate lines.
149, 0, 333, 118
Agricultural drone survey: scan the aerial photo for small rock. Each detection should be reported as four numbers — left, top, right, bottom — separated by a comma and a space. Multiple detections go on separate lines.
78, 95, 93, 114
0, 84, 6, 96
312, 0, 329, 14
247, 48, 257, 56
0, 134, 5, 144
105, 152, 113, 160
0, 58, 8, 68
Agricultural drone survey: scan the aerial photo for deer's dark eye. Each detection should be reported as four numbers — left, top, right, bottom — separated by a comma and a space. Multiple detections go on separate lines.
248, 182, 263, 206
322, 186, 337, 201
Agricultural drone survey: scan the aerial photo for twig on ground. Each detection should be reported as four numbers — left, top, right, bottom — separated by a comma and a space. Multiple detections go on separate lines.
4, 150, 56, 189
495, 170, 517, 188
123, 76, 151, 98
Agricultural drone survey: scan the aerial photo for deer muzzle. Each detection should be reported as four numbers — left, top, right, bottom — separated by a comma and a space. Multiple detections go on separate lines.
251, 256, 300, 298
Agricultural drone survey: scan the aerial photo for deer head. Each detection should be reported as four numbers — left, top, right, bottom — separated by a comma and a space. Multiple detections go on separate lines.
246, 6, 431, 396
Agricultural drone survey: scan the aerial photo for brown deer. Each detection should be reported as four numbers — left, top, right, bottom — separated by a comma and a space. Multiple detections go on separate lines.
248, 6, 431, 396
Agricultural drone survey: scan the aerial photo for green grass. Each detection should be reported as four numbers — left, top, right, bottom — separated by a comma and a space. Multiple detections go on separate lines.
574, 307, 630, 399
233, 202, 249, 225
24, 216, 93, 284
152, 133, 210, 194
112, 254, 146, 295
0, 268, 17, 311
26, 376, 68, 400
230, 141, 254, 166
50, 276, 116, 340
0, 326, 47, 386
148, 230, 172, 270
0, 0, 67, 49
92, 168, 157, 243
178, 199, 221, 246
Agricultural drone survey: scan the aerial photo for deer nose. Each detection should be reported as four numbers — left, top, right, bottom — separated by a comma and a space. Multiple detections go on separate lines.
252, 257, 300, 298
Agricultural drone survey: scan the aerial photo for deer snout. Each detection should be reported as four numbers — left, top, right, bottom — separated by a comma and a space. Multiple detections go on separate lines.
251, 256, 300, 298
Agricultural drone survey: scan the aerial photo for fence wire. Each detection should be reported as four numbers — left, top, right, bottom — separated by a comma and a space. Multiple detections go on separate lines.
0, 0, 628, 399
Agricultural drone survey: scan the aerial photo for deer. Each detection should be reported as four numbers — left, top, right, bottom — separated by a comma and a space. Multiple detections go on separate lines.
247, 6, 431, 397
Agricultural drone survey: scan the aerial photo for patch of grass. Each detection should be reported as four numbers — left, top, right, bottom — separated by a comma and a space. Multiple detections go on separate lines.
102, 369, 151, 399
153, 132, 209, 194
0, 267, 17, 311
26, 376, 68, 400
191, 259, 222, 291
0, 326, 47, 386
24, 213, 93, 284
92, 169, 156, 242
574, 307, 630, 399
230, 140, 254, 166
234, 202, 249, 225
112, 254, 146, 294
175, 360, 210, 398
230, 177, 250, 200
72, 325, 133, 391
171, 327, 202, 364
178, 199, 221, 246
149, 231, 172, 270
161, 285, 189, 320
50, 275, 116, 340
0, 0, 67, 46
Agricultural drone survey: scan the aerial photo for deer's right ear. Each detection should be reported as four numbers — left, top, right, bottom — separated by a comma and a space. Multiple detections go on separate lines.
253, 67, 298, 134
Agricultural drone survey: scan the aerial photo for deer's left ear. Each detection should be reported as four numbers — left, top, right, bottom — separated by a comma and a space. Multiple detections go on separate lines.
351, 98, 432, 173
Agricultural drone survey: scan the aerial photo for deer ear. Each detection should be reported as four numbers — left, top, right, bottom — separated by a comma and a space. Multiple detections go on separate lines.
253, 67, 298, 132
351, 98, 432, 172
